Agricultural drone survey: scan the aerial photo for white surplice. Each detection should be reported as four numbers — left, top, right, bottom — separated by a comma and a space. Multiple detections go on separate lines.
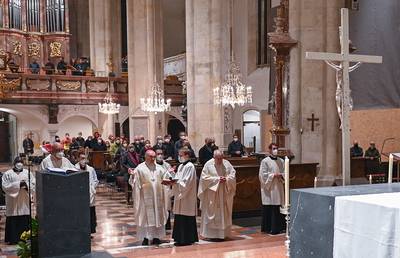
157, 160, 173, 211
75, 164, 99, 206
129, 162, 169, 240
2, 169, 36, 217
39, 155, 75, 170
198, 159, 236, 238
170, 161, 197, 216
259, 156, 284, 205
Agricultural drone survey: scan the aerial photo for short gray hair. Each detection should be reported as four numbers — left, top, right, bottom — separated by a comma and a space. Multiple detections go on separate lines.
213, 149, 223, 156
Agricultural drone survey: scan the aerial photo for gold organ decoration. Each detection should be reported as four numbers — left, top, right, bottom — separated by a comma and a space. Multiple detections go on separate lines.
87, 81, 109, 92
13, 41, 22, 56
66, 25, 70, 33
0, 74, 21, 102
56, 80, 81, 91
106, 54, 115, 74
50, 42, 62, 57
28, 42, 41, 57
27, 79, 50, 91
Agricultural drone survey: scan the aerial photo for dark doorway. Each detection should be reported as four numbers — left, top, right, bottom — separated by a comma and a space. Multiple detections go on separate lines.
122, 118, 130, 142
167, 116, 185, 142
0, 112, 11, 162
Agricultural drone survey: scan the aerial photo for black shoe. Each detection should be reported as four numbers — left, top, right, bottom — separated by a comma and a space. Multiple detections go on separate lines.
268, 231, 281, 235
142, 238, 149, 245
153, 238, 162, 245
174, 242, 190, 246
210, 238, 218, 242
218, 238, 225, 242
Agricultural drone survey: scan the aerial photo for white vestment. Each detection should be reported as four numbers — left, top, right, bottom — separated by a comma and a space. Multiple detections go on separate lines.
39, 155, 75, 170
75, 164, 99, 206
198, 159, 236, 238
157, 160, 173, 211
2, 169, 36, 217
129, 162, 169, 240
259, 156, 285, 205
170, 161, 197, 216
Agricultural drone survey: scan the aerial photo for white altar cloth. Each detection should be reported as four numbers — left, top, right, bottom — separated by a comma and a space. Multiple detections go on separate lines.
334, 192, 400, 258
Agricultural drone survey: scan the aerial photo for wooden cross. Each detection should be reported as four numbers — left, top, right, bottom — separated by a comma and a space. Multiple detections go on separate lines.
158, 120, 162, 130
307, 113, 319, 131
306, 8, 382, 185
28, 131, 35, 139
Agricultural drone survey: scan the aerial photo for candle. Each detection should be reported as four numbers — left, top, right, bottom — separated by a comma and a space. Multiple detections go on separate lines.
389, 154, 393, 183
285, 156, 289, 207
314, 177, 317, 188
369, 175, 372, 184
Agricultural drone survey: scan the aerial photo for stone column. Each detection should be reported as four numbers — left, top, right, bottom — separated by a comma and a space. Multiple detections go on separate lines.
126, 0, 163, 142
89, 0, 121, 76
186, 0, 228, 152
289, 0, 341, 179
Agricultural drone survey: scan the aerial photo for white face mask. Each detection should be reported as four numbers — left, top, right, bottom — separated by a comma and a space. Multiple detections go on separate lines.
79, 160, 86, 166
158, 140, 163, 144
78, 134, 82, 137
56, 152, 64, 159
15, 162, 23, 170
165, 139, 170, 143
146, 143, 151, 147
98, 140, 102, 144
116, 140, 120, 144
178, 156, 186, 163
156, 154, 163, 161
272, 149, 278, 156
180, 136, 185, 140
233, 138, 238, 142
66, 135, 70, 138
123, 143, 128, 147
140, 139, 144, 143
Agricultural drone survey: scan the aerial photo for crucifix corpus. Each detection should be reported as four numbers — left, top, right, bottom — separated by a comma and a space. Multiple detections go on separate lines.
306, 8, 382, 186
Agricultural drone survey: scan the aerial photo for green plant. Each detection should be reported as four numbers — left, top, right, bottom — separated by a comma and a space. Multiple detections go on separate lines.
17, 216, 38, 258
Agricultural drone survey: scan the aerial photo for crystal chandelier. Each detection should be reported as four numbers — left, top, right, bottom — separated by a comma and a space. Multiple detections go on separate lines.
140, 82, 171, 113
214, 54, 252, 108
99, 92, 120, 114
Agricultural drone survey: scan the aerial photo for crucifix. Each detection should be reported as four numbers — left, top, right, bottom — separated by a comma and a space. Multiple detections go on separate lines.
307, 113, 319, 131
306, 8, 382, 186
158, 120, 162, 130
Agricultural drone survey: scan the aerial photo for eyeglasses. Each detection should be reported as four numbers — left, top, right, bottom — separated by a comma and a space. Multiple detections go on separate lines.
148, 156, 156, 159
55, 148, 64, 152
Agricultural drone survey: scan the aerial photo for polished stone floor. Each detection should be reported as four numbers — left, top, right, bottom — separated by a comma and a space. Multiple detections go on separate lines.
0, 163, 287, 257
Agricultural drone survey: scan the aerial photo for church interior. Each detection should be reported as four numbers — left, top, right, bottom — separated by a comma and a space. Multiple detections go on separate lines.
0, 0, 399, 257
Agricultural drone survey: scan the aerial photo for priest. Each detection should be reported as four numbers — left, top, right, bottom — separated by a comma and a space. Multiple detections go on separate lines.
2, 157, 36, 245
128, 150, 171, 245
39, 142, 75, 170
198, 149, 236, 241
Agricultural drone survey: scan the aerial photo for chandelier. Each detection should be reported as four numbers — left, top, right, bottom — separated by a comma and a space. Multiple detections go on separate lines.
141, 82, 171, 113
99, 92, 120, 114
214, 54, 252, 108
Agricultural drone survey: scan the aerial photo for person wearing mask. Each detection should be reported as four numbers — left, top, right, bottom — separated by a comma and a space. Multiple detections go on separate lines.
110, 137, 122, 155
91, 132, 100, 147
108, 134, 115, 144
84, 136, 93, 149
92, 137, 107, 151
168, 147, 198, 246
365, 142, 380, 160
62, 133, 72, 150
39, 142, 75, 169
115, 140, 129, 171
132, 135, 142, 152
152, 136, 165, 152
259, 143, 285, 235
69, 137, 80, 157
76, 132, 85, 148
123, 144, 141, 204
228, 134, 245, 157
175, 140, 196, 163
120, 133, 129, 143
174, 131, 191, 153
199, 137, 216, 166
2, 157, 36, 244
163, 134, 175, 160
53, 135, 61, 144
75, 153, 98, 234
211, 137, 219, 150
139, 140, 153, 161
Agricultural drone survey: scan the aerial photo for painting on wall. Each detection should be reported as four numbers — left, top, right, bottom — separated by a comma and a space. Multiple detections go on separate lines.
24, 130, 41, 150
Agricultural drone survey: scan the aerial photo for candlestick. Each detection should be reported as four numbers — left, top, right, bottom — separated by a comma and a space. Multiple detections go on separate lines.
280, 206, 290, 257
314, 177, 317, 188
285, 156, 289, 207
389, 154, 393, 183
369, 175, 372, 184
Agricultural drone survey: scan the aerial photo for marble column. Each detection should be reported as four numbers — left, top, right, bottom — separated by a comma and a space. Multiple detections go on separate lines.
186, 0, 228, 152
289, 0, 341, 178
89, 0, 121, 76
126, 0, 163, 142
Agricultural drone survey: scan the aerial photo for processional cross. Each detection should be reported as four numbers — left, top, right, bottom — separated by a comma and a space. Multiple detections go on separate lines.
306, 8, 382, 186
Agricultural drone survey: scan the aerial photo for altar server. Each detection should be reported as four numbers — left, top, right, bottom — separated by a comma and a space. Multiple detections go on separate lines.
2, 157, 36, 244
128, 150, 171, 245
198, 149, 236, 241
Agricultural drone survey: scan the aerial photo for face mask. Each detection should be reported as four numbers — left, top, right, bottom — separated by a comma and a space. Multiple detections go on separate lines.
207, 142, 212, 147
56, 137, 60, 141
156, 155, 163, 161
233, 138, 238, 142
15, 162, 23, 170
165, 139, 170, 143
135, 140, 140, 144
56, 152, 64, 159
178, 156, 186, 163
272, 149, 278, 156
116, 140, 120, 144
129, 148, 135, 152
79, 160, 86, 166
180, 136, 185, 140
146, 143, 151, 147
98, 140, 102, 144
158, 140, 163, 144
354, 144, 358, 148
78, 135, 82, 137
66, 135, 69, 138
140, 139, 144, 143
123, 143, 128, 147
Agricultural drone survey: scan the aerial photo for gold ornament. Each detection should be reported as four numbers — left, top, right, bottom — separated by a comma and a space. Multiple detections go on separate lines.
106, 54, 115, 74
13, 41, 22, 56
0, 74, 21, 102
50, 42, 62, 57
28, 42, 41, 57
